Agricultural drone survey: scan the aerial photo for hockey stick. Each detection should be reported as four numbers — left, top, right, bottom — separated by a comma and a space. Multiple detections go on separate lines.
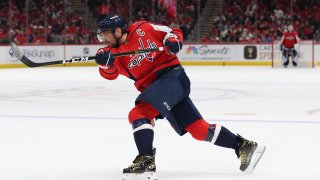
10, 42, 164, 67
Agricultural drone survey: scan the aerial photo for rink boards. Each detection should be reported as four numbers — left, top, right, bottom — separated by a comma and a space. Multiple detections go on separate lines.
0, 43, 319, 68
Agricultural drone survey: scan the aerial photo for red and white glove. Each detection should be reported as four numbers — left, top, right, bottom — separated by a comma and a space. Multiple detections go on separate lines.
95, 48, 115, 69
163, 33, 182, 55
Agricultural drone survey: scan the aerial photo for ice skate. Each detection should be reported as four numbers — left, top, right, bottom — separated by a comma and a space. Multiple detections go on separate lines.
235, 134, 266, 174
122, 148, 157, 180
283, 61, 289, 68
292, 61, 298, 67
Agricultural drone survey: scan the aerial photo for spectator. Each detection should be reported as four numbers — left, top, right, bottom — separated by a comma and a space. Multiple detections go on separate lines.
13, 31, 27, 45
52, 20, 64, 35
4, 0, 320, 44
98, 2, 110, 21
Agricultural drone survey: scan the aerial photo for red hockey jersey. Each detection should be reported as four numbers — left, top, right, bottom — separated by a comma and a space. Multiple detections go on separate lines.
282, 31, 298, 48
98, 21, 183, 92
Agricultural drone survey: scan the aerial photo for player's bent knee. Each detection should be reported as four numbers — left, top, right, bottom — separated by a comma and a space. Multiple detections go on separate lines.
128, 102, 159, 124
185, 119, 210, 141
128, 109, 138, 124
128, 108, 148, 124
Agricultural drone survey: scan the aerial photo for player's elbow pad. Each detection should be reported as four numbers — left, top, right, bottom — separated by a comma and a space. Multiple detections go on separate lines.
99, 66, 119, 80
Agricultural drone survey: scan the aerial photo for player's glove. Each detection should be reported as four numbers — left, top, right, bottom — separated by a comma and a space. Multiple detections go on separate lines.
163, 33, 182, 55
95, 49, 115, 68
280, 44, 283, 51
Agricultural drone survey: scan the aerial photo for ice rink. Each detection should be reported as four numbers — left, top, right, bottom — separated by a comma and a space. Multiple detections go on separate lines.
1, 66, 320, 180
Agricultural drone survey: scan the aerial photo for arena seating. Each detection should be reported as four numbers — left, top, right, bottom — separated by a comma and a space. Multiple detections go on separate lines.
201, 0, 320, 43
1, 0, 319, 44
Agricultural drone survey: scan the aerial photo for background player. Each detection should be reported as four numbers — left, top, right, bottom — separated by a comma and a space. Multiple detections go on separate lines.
279, 25, 300, 68
95, 15, 265, 179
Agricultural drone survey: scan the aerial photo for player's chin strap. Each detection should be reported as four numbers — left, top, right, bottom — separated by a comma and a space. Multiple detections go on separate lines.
112, 29, 126, 48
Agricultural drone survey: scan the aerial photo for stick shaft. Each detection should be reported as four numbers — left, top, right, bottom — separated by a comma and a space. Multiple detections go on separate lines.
10, 42, 164, 67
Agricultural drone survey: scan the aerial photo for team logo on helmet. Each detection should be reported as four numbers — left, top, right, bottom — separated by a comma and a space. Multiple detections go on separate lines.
97, 14, 127, 33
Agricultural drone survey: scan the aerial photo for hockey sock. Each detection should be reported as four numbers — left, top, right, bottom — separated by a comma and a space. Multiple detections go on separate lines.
132, 118, 154, 155
207, 125, 239, 149
185, 119, 239, 149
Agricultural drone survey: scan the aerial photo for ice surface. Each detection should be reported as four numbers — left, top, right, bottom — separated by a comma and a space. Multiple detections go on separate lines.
0, 66, 320, 180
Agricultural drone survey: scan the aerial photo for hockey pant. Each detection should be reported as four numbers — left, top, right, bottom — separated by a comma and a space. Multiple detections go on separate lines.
133, 65, 238, 151
282, 48, 298, 66
136, 65, 197, 135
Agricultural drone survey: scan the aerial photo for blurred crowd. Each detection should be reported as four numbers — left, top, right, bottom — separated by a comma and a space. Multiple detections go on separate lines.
0, 0, 201, 45
0, 0, 91, 45
1, 0, 320, 44
89, 0, 201, 41
201, 0, 320, 43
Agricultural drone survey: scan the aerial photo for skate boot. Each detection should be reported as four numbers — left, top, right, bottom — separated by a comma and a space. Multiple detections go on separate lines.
122, 148, 157, 180
283, 60, 289, 68
292, 61, 298, 67
235, 134, 266, 174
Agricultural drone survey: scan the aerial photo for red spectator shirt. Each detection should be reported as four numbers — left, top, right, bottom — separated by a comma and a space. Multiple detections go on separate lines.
282, 31, 298, 48
14, 34, 27, 45
98, 21, 182, 92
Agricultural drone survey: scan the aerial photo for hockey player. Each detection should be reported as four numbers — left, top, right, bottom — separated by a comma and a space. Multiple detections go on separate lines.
279, 25, 300, 67
95, 15, 265, 179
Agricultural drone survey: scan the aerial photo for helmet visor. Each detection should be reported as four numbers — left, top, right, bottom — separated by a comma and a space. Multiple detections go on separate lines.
97, 33, 106, 42
96, 30, 111, 43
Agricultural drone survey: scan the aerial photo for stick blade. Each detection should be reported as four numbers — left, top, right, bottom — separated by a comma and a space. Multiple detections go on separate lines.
10, 42, 24, 60
10, 42, 37, 67
10, 42, 62, 67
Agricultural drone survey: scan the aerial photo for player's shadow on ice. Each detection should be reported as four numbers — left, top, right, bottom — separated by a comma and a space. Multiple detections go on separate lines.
158, 170, 240, 179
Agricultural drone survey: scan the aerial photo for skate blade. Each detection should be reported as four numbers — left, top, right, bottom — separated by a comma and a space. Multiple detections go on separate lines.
245, 145, 266, 174
122, 172, 157, 180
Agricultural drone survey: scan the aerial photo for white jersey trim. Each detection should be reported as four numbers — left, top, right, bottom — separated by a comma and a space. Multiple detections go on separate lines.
150, 24, 172, 33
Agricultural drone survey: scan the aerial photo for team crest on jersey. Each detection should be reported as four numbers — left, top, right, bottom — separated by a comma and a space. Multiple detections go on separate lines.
285, 36, 295, 40
128, 38, 157, 69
